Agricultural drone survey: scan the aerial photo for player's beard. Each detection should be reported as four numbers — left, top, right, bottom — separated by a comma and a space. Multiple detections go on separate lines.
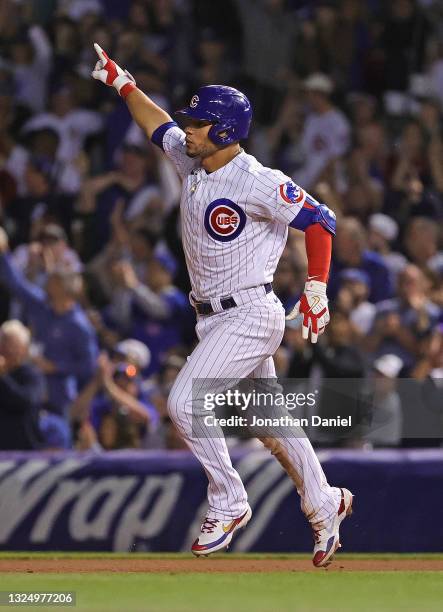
185, 142, 218, 159
185, 150, 199, 158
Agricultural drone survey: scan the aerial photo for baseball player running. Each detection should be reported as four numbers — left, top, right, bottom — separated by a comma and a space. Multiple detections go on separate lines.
92, 44, 353, 567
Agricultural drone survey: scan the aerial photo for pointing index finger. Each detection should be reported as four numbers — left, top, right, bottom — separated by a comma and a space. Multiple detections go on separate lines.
94, 42, 108, 63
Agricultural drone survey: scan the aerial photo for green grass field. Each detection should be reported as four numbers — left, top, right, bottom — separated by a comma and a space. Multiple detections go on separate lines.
0, 554, 442, 612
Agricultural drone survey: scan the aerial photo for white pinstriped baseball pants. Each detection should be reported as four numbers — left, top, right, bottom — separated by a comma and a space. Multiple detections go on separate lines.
167, 289, 338, 521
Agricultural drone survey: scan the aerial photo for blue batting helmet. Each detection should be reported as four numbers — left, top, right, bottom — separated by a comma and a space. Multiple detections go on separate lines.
175, 85, 252, 146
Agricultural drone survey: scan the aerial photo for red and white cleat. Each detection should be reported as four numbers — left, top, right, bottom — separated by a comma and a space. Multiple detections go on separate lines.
312, 488, 353, 568
191, 505, 252, 556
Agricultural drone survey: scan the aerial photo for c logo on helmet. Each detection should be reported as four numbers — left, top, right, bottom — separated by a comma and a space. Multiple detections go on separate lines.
279, 181, 305, 205
190, 95, 199, 108
204, 199, 246, 242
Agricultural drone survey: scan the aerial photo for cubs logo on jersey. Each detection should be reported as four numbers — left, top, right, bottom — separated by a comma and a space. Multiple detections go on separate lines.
278, 181, 305, 206
204, 199, 246, 242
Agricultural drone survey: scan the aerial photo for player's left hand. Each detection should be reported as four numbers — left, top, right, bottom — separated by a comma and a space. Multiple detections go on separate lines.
286, 280, 330, 344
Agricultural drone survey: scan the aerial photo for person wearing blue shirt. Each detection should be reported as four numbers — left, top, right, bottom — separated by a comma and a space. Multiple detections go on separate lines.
365, 265, 441, 373
0, 228, 99, 416
103, 252, 192, 376
329, 217, 393, 303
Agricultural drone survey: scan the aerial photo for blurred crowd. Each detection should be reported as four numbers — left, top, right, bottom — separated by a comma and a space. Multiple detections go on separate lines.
0, 0, 442, 452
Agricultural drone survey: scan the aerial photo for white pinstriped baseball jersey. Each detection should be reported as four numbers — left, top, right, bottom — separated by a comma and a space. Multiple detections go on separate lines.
160, 122, 341, 525
161, 125, 310, 299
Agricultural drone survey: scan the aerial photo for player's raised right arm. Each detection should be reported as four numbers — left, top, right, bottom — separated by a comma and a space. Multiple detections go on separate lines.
91, 43, 171, 139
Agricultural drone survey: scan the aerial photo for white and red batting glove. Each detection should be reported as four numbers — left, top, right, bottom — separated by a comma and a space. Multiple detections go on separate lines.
286, 279, 330, 344
91, 43, 137, 99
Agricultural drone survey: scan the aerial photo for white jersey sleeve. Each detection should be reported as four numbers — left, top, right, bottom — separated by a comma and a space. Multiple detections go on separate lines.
247, 166, 308, 226
151, 121, 198, 178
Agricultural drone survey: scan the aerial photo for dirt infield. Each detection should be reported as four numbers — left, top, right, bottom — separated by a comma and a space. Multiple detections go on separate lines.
1, 557, 442, 573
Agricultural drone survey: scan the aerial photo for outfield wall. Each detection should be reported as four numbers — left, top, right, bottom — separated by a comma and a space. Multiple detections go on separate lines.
0, 449, 442, 553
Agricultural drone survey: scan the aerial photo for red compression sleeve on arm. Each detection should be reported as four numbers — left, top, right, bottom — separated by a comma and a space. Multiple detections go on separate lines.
305, 224, 332, 283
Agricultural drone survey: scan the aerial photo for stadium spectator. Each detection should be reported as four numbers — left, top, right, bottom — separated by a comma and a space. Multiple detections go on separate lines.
22, 85, 103, 193
0, 88, 28, 196
403, 217, 443, 274
293, 4, 333, 79
384, 124, 443, 224
6, 151, 79, 247
284, 317, 314, 381
342, 147, 383, 220
311, 312, 367, 446
401, 326, 443, 448
354, 121, 388, 185
0, 226, 98, 417
77, 143, 165, 254
86, 217, 159, 307
364, 354, 403, 448
295, 73, 351, 190
381, 0, 430, 94
329, 217, 393, 303
58, 0, 104, 22
335, 269, 376, 336
367, 213, 407, 281
272, 252, 303, 313
111, 338, 152, 373
192, 28, 237, 89
11, 223, 82, 286
20, 126, 88, 203
428, 41, 443, 108
148, 352, 185, 419
253, 90, 304, 172
233, 0, 296, 124
9, 24, 52, 113
347, 93, 378, 131
9, 222, 82, 323
145, 352, 188, 450
364, 265, 441, 372
313, 312, 366, 380
51, 16, 83, 76
0, 319, 44, 450
71, 351, 154, 451
411, 323, 443, 381
102, 253, 189, 376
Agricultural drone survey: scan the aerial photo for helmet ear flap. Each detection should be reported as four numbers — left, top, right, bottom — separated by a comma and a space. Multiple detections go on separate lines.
208, 122, 233, 145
